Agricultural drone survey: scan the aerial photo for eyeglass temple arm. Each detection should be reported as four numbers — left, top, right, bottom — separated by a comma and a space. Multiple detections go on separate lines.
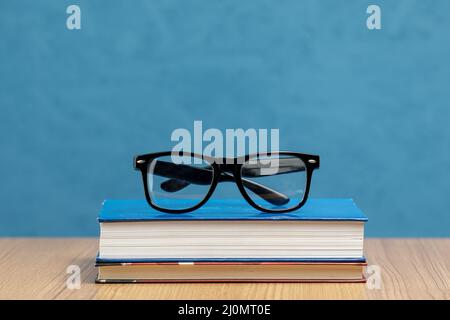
219, 172, 290, 206
160, 157, 307, 186
240, 157, 307, 177
151, 161, 290, 206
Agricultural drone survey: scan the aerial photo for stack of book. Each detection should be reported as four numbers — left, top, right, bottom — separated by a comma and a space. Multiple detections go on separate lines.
96, 199, 367, 283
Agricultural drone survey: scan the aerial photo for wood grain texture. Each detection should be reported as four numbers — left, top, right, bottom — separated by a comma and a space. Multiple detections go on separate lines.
0, 238, 449, 300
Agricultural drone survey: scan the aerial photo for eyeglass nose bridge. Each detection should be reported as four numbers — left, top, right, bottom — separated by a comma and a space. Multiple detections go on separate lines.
216, 162, 243, 178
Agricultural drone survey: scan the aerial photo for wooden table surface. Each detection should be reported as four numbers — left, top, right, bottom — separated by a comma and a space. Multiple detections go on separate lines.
0, 238, 449, 299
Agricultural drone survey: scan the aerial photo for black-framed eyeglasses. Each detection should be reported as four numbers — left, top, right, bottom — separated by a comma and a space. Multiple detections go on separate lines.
134, 151, 320, 213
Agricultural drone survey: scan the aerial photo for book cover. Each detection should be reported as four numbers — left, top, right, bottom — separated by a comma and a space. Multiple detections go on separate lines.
98, 198, 368, 222
96, 256, 367, 264
96, 260, 367, 283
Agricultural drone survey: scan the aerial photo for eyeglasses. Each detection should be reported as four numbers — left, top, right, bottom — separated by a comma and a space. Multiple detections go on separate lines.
134, 151, 320, 213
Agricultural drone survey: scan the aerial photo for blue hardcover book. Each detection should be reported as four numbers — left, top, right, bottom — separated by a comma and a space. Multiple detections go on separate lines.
97, 199, 367, 264
99, 198, 368, 222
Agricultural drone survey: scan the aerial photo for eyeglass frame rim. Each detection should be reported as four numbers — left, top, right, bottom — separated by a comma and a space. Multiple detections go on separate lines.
134, 151, 320, 214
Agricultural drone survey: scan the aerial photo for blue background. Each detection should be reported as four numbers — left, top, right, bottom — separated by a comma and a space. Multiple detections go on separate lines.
1, 1, 449, 236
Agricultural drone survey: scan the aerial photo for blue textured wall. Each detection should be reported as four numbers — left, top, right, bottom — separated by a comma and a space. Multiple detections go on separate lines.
1, 1, 449, 236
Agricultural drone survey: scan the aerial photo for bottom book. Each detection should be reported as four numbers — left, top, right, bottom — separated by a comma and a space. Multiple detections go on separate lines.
96, 261, 367, 283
